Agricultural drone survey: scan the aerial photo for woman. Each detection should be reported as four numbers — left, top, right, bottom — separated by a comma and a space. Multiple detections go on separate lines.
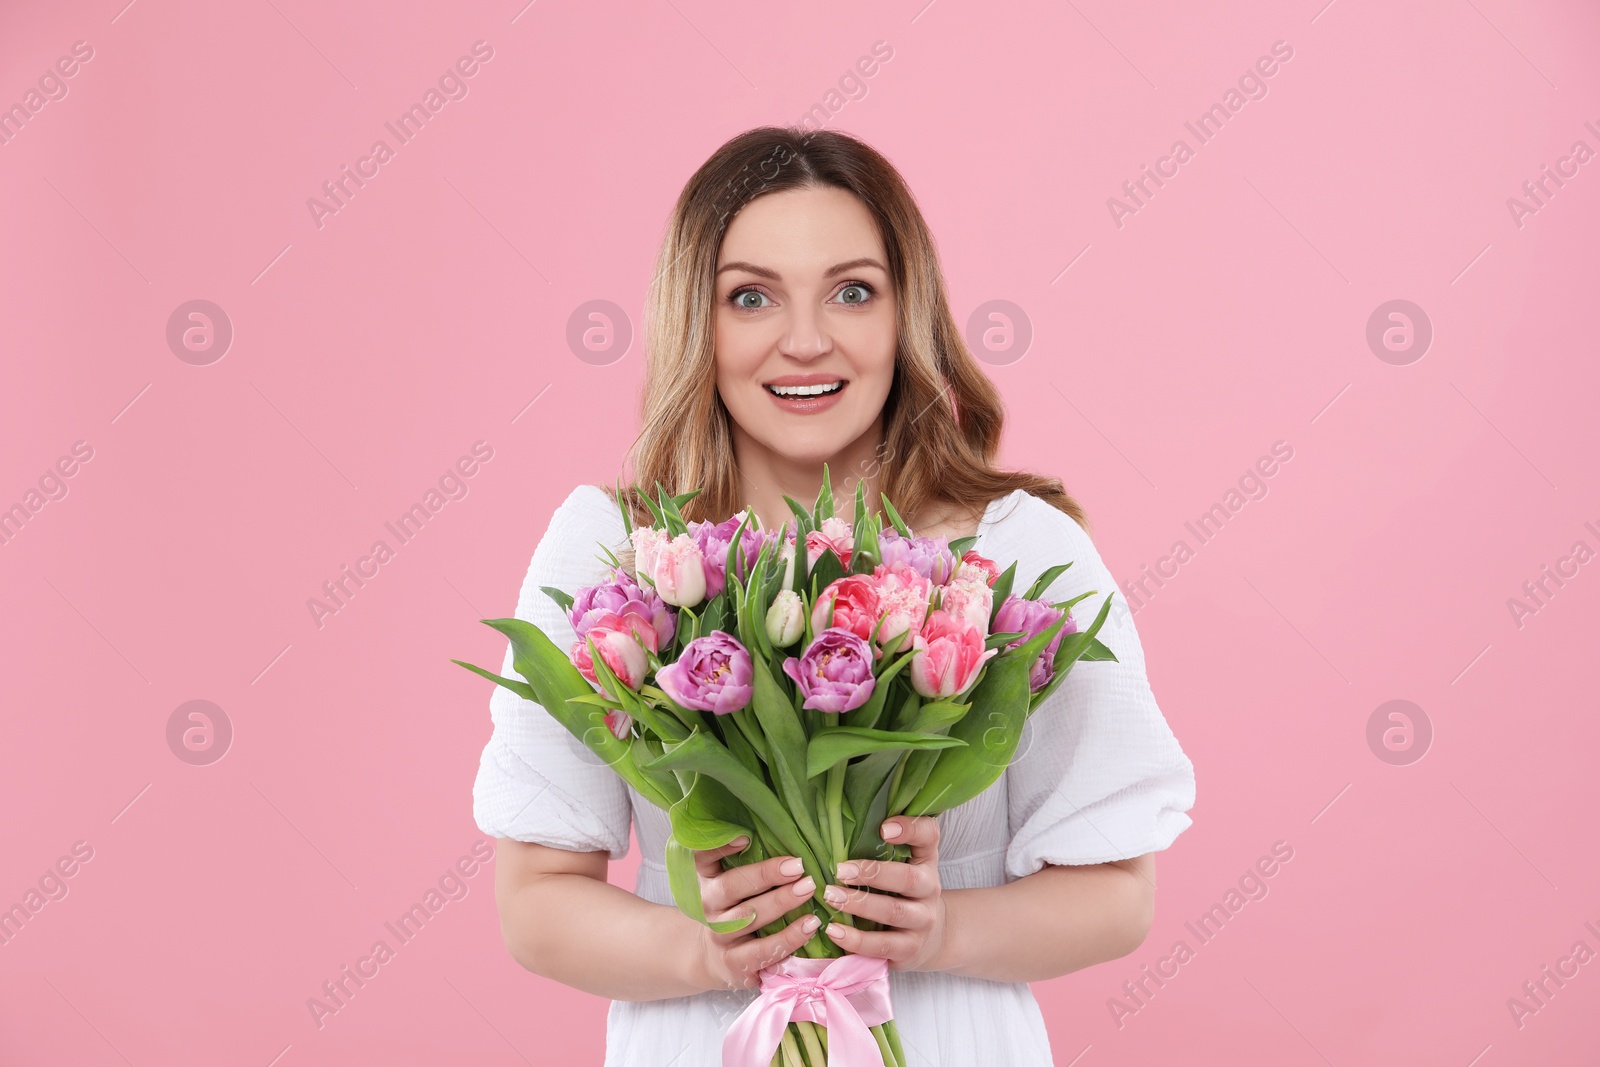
472, 126, 1196, 1065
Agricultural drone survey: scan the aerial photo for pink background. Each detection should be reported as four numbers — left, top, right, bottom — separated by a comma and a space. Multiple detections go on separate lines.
2, 0, 1597, 1063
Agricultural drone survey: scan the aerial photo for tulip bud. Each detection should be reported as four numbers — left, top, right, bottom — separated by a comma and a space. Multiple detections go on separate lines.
765, 590, 805, 647
649, 533, 708, 608
779, 537, 796, 588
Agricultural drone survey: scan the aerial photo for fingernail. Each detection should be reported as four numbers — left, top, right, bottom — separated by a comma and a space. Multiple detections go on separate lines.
792, 876, 815, 897
836, 861, 859, 880
881, 821, 902, 839
730, 835, 749, 848
779, 857, 804, 877
826, 923, 846, 939
802, 915, 821, 933
823, 884, 846, 905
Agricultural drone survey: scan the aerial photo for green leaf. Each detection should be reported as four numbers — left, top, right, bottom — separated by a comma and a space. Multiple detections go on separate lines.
947, 535, 977, 556
806, 727, 967, 777
614, 476, 633, 539
665, 836, 755, 934
655, 481, 692, 536
566, 692, 624, 711
1079, 635, 1117, 661
808, 549, 846, 599
987, 560, 1018, 629
1030, 592, 1118, 708
899, 607, 1080, 817
747, 653, 830, 863
852, 478, 868, 528
645, 728, 815, 866
879, 493, 912, 537
467, 619, 674, 809
1024, 562, 1075, 601
724, 508, 753, 594
843, 749, 901, 858
983, 631, 1027, 651
541, 585, 576, 615
451, 659, 537, 703
813, 463, 835, 525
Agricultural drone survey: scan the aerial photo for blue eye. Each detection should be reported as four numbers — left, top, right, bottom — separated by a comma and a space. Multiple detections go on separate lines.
730, 288, 771, 309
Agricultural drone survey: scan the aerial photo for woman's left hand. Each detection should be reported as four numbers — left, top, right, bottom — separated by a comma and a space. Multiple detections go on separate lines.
822, 816, 948, 971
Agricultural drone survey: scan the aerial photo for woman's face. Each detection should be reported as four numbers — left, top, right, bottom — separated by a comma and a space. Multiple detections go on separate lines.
713, 185, 897, 467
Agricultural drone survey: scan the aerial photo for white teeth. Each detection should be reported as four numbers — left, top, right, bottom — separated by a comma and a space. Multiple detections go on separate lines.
767, 381, 844, 397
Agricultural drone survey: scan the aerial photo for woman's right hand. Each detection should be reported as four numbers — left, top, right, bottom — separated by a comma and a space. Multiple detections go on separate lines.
689, 837, 822, 991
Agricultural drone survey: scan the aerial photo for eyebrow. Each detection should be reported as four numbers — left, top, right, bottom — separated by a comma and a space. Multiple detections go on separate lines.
714, 257, 888, 281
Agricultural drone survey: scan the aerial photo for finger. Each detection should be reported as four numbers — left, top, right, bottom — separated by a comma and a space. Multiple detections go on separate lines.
710, 877, 818, 937
832, 857, 937, 899
881, 816, 939, 866
727, 912, 822, 978
692, 835, 752, 878
824, 920, 918, 963
822, 883, 932, 931
703, 853, 805, 913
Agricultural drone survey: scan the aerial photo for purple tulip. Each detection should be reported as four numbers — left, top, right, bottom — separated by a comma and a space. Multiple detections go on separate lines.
994, 594, 1078, 692
689, 515, 785, 600
570, 568, 677, 651
878, 529, 959, 585
782, 627, 877, 713
656, 630, 753, 715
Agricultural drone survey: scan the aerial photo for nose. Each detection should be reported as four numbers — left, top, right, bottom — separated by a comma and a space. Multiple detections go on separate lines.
776, 300, 833, 361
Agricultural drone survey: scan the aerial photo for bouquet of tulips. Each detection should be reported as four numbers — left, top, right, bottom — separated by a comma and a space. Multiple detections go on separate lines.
454, 466, 1116, 1067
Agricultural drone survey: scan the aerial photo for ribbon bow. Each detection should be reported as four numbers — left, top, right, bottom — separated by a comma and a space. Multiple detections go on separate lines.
722, 954, 894, 1066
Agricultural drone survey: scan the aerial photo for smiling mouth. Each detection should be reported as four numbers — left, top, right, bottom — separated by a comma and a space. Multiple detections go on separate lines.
764, 380, 846, 397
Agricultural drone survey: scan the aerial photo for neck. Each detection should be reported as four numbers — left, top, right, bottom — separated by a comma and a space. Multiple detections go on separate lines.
731, 421, 886, 534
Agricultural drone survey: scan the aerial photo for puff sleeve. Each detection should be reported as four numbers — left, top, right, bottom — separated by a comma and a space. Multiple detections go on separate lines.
470, 484, 634, 858
1001, 494, 1196, 879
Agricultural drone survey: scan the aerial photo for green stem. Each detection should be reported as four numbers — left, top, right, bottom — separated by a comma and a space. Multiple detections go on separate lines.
884, 1020, 906, 1066
870, 1024, 897, 1067
796, 1021, 827, 1065
778, 1027, 806, 1067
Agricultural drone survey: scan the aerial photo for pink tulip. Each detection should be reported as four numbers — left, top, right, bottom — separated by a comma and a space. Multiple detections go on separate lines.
630, 526, 668, 580
646, 533, 708, 608
939, 577, 993, 633
570, 625, 649, 692
805, 516, 854, 568
909, 609, 997, 698
870, 561, 932, 646
811, 575, 881, 643
958, 550, 1001, 586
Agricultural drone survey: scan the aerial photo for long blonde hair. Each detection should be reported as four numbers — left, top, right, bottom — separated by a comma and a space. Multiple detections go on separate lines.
604, 126, 1088, 536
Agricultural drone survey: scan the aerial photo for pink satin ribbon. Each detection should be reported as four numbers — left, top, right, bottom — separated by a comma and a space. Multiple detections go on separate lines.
722, 954, 894, 1066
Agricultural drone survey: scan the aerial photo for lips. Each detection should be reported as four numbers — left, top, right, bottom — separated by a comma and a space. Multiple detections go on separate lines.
762, 378, 848, 414
764, 380, 845, 398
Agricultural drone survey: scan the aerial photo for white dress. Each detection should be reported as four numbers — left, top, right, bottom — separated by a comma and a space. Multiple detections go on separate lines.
472, 483, 1197, 1066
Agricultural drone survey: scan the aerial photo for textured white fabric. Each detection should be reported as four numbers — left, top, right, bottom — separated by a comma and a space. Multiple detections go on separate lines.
472, 483, 1196, 1066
